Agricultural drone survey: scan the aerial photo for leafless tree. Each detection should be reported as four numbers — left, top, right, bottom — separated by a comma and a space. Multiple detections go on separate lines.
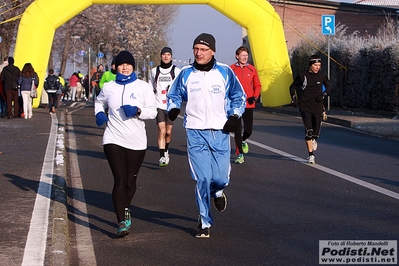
1, 2, 178, 77
0, 0, 33, 60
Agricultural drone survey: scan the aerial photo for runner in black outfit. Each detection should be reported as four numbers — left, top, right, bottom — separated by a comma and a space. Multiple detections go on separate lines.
289, 54, 332, 164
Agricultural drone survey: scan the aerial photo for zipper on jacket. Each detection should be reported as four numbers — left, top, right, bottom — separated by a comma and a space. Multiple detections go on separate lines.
121, 84, 126, 106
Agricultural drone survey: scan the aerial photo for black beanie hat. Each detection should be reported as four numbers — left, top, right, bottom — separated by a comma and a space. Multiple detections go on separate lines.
193, 33, 216, 52
161, 47, 172, 56
309, 54, 322, 66
115, 51, 135, 69
8, 57, 14, 65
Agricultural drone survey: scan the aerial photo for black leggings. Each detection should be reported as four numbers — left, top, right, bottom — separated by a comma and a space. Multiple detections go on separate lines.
234, 108, 254, 153
104, 144, 146, 223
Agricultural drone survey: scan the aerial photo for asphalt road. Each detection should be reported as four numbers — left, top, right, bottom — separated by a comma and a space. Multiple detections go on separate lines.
65, 103, 399, 266
1, 103, 398, 266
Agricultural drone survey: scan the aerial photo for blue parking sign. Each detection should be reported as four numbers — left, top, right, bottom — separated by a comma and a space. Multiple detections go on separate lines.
321, 15, 335, 35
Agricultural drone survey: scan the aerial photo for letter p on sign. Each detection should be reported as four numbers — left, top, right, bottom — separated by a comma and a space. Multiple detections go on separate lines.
322, 15, 335, 35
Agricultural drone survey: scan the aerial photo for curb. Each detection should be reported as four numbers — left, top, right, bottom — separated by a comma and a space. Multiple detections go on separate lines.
325, 116, 352, 127
263, 106, 399, 140
50, 109, 69, 266
263, 106, 353, 127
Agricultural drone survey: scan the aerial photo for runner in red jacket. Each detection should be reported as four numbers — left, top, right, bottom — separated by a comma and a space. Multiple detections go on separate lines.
230, 46, 261, 164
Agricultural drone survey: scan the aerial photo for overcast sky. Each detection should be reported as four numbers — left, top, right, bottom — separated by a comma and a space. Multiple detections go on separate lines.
169, 1, 356, 67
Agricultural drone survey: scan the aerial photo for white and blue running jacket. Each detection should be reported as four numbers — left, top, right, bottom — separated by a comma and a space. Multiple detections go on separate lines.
167, 61, 246, 129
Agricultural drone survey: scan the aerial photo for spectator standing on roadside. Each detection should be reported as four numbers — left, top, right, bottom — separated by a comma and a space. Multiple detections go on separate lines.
94, 50, 157, 238
76, 71, 84, 101
83, 74, 90, 100
76, 76, 83, 101
68, 72, 80, 101
0, 57, 8, 117
149, 47, 180, 167
0, 75, 5, 117
289, 54, 331, 164
18, 63, 39, 119
167, 33, 246, 238
1, 56, 20, 119
230, 46, 261, 164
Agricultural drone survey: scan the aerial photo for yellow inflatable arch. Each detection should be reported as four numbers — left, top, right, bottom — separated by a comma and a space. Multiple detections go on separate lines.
14, 0, 292, 108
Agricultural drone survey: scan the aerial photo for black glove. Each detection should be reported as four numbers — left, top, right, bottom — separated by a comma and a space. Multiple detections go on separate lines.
247, 96, 257, 105
168, 108, 180, 121
291, 95, 298, 108
223, 115, 239, 133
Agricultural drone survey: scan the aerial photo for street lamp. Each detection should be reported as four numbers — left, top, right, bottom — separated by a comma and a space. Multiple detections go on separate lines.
72, 35, 80, 72
97, 42, 104, 66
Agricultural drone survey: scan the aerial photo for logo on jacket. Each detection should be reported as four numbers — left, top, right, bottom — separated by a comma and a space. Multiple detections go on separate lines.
159, 76, 172, 82
130, 93, 136, 99
190, 87, 201, 93
211, 85, 222, 94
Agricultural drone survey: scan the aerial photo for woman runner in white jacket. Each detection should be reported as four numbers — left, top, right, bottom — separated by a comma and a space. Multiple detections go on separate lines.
94, 50, 157, 237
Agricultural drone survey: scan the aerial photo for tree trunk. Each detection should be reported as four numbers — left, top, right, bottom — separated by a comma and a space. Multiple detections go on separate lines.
59, 21, 72, 77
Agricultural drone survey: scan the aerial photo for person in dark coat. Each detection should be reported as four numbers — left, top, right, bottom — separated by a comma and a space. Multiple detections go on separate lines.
0, 57, 21, 119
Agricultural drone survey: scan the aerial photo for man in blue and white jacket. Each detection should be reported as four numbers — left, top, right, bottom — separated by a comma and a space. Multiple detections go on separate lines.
167, 33, 246, 238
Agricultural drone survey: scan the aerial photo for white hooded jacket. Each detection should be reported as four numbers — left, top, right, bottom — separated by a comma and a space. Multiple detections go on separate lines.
94, 79, 157, 150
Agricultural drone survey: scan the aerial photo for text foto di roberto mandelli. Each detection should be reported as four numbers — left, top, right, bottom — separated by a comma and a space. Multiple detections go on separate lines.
319, 240, 397, 265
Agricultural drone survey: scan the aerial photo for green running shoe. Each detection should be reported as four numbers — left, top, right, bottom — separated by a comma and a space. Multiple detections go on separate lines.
235, 154, 244, 164
242, 142, 249, 154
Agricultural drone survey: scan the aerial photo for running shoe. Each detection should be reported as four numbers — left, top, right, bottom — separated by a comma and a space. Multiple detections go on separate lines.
235, 154, 244, 164
307, 155, 315, 164
213, 192, 227, 212
117, 221, 129, 238
312, 139, 318, 151
165, 151, 170, 165
242, 142, 249, 154
159, 157, 167, 167
124, 208, 131, 230
196, 223, 210, 238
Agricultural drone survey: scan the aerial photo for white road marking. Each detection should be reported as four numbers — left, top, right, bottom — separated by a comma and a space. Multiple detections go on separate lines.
22, 114, 58, 266
67, 107, 97, 265
247, 139, 399, 201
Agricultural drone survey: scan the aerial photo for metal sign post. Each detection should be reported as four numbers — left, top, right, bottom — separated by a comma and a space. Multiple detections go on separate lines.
321, 15, 335, 110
